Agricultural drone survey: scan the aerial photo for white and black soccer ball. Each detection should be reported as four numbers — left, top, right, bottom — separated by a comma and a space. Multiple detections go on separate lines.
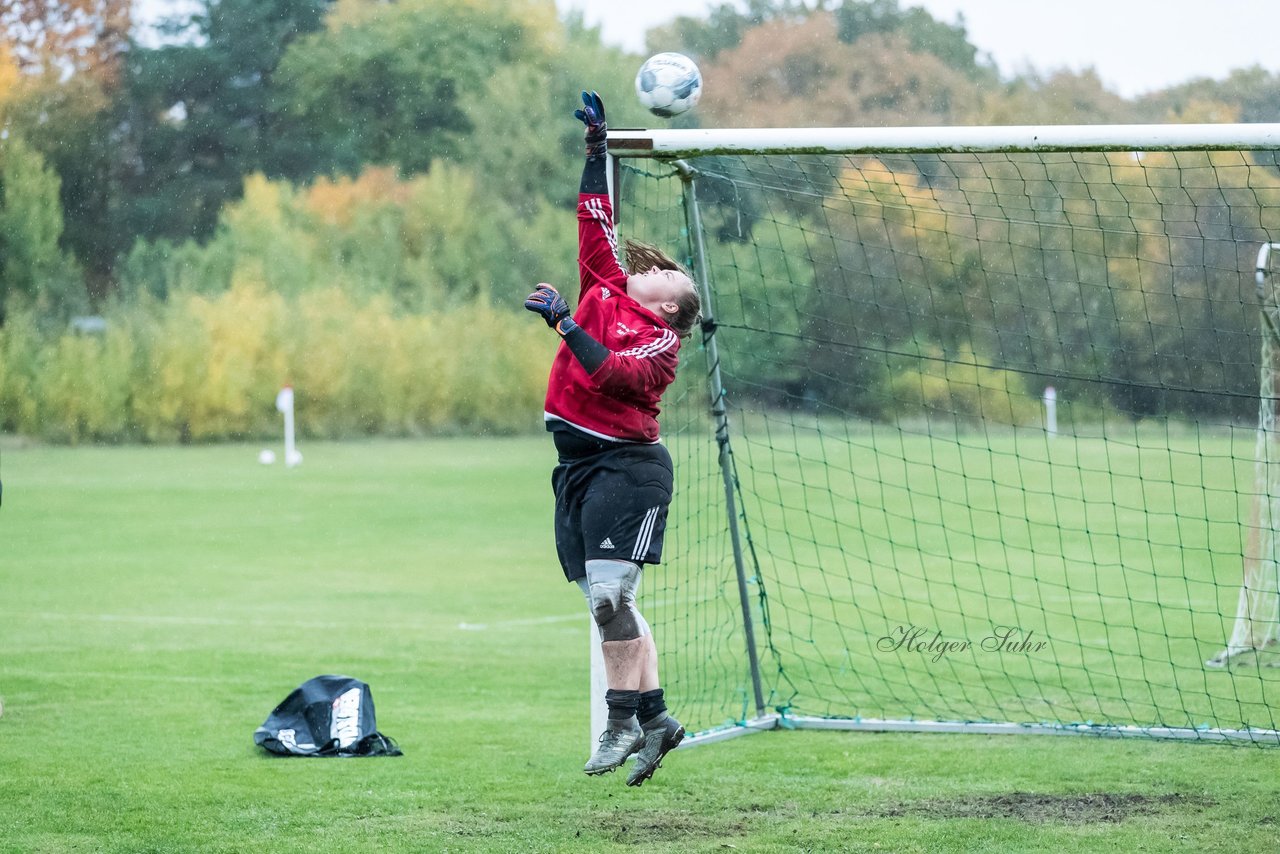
635, 52, 702, 118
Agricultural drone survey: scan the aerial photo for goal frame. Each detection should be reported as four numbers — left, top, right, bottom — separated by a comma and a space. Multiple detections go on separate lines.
609, 123, 1280, 156
591, 123, 1280, 750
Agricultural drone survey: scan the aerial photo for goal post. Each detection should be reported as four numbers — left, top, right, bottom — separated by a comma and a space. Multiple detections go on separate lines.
1206, 243, 1280, 670
598, 123, 1280, 748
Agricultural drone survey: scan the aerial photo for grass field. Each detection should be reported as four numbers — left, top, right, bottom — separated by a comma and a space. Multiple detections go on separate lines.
2, 437, 1278, 852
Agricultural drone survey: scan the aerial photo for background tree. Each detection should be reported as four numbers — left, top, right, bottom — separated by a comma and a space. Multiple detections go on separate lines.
273, 0, 552, 179
977, 68, 1134, 125
0, 135, 87, 317
700, 12, 982, 127
1138, 67, 1280, 124
0, 0, 130, 83
116, 0, 332, 244
0, 1, 129, 296
460, 12, 651, 216
644, 0, 812, 63
834, 0, 992, 81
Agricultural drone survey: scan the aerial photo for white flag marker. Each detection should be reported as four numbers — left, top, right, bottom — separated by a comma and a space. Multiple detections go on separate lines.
276, 386, 303, 467
1043, 385, 1058, 437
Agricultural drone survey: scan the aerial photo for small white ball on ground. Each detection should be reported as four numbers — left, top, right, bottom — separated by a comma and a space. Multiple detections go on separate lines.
258, 449, 276, 465
285, 449, 303, 468
635, 52, 702, 118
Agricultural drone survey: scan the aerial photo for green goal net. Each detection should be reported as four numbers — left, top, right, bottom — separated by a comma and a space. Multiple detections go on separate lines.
611, 126, 1280, 745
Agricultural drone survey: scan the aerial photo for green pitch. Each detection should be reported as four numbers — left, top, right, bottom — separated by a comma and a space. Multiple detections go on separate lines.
1, 438, 1276, 852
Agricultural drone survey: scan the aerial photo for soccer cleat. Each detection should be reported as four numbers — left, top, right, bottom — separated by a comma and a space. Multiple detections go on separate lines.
625, 715, 685, 787
583, 718, 642, 775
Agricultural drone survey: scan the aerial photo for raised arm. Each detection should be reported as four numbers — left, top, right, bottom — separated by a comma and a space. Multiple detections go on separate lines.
575, 91, 625, 296
523, 283, 678, 397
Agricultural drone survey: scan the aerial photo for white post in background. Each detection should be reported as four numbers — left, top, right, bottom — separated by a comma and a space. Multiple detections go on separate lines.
276, 386, 303, 467
589, 619, 606, 751
1043, 385, 1058, 437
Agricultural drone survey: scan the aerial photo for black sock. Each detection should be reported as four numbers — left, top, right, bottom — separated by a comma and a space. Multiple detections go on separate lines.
638, 688, 667, 724
605, 688, 640, 722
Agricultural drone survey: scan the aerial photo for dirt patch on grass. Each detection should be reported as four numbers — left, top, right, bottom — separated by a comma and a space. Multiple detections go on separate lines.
880, 792, 1210, 824
606, 810, 748, 842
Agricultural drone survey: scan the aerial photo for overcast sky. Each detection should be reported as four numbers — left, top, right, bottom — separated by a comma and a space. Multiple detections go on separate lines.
558, 0, 1280, 98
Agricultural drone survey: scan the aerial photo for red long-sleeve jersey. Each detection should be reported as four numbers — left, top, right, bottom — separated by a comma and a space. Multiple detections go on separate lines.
543, 192, 681, 443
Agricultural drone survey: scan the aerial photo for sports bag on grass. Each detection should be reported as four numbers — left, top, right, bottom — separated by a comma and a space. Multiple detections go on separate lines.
254, 675, 402, 757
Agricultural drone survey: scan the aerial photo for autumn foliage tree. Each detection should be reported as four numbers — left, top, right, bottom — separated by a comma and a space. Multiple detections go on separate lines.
0, 1, 129, 295
699, 12, 982, 128
0, 0, 130, 83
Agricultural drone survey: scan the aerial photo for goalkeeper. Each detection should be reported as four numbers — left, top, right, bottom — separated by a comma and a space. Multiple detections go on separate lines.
523, 90, 701, 787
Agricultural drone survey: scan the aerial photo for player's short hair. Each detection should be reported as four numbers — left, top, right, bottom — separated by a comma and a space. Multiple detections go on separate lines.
623, 239, 703, 339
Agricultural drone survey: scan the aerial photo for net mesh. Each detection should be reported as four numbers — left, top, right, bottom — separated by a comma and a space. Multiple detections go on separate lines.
620, 148, 1280, 743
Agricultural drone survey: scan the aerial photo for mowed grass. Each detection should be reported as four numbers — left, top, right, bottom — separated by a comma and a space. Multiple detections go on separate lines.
1, 437, 1278, 853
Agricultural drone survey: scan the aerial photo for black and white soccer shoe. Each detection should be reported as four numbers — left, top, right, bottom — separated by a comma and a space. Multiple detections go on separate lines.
583, 718, 642, 775
625, 715, 685, 787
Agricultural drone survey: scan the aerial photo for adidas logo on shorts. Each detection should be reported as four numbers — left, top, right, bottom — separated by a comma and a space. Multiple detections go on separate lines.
599, 538, 615, 550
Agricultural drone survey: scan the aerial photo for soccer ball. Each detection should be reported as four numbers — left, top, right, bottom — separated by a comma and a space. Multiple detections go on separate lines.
635, 52, 702, 118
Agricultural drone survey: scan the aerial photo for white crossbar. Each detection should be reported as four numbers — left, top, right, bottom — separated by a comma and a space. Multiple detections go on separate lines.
610, 123, 1280, 157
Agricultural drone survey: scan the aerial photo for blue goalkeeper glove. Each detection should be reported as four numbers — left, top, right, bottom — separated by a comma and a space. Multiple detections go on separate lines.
574, 90, 607, 157
524, 284, 578, 335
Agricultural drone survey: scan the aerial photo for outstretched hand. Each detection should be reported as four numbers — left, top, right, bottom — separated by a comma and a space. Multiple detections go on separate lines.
574, 90, 608, 156
524, 283, 572, 331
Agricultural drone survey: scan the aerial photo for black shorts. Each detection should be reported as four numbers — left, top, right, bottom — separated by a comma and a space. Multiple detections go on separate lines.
551, 437, 673, 582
